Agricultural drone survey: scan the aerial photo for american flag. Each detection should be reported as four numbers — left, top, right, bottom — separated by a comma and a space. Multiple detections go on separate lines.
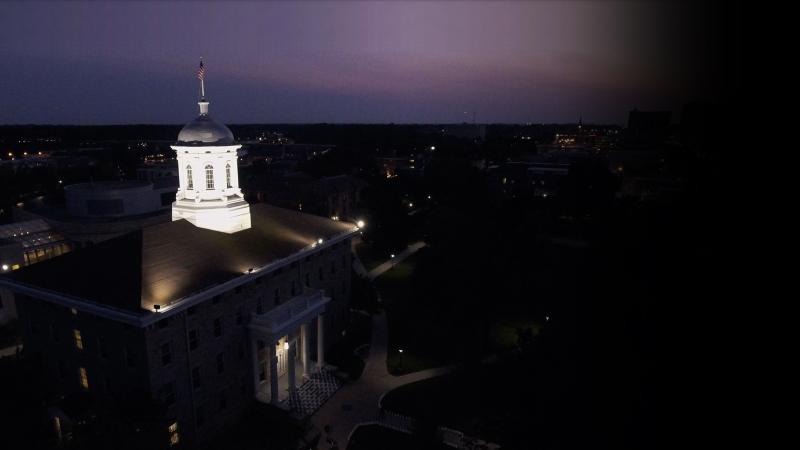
197, 60, 205, 80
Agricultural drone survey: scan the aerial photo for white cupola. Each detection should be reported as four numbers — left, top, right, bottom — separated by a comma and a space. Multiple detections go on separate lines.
171, 60, 251, 233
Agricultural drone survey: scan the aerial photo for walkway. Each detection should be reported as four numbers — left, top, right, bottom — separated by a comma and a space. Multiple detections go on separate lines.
366, 241, 427, 281
310, 310, 451, 449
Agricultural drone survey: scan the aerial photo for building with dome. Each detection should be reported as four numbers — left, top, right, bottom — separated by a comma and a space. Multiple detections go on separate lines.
0, 63, 361, 448
172, 85, 251, 234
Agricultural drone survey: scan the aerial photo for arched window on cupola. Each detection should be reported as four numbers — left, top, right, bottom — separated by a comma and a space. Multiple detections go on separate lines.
205, 165, 214, 190
186, 165, 193, 190
226, 163, 232, 188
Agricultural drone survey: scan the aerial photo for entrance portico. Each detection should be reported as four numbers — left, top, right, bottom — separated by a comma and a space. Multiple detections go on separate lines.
249, 288, 329, 406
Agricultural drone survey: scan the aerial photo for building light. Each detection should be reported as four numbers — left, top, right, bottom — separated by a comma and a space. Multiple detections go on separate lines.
318, 238, 323, 244
408, 203, 413, 208
398, 349, 403, 353
284, 342, 289, 351
390, 254, 395, 258
430, 146, 436, 151
356, 220, 365, 229
168, 422, 180, 446
1, 264, 8, 271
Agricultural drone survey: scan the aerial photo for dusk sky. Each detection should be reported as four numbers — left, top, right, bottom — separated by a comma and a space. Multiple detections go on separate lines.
0, 1, 708, 125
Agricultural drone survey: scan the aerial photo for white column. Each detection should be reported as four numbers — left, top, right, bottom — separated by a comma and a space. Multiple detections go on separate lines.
317, 314, 325, 371
300, 323, 309, 377
287, 339, 297, 392
268, 342, 279, 404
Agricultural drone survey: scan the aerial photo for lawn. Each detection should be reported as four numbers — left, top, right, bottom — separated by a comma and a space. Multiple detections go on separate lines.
380, 352, 566, 450
373, 252, 463, 375
353, 240, 388, 272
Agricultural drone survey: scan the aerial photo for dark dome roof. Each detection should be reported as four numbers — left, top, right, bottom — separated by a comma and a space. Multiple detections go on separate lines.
176, 114, 235, 146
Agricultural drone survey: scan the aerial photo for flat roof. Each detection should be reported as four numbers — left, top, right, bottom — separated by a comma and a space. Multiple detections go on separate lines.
6, 203, 356, 314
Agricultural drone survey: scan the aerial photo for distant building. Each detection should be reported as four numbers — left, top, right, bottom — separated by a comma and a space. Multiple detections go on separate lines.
16, 178, 176, 246
0, 219, 73, 324
1, 74, 359, 448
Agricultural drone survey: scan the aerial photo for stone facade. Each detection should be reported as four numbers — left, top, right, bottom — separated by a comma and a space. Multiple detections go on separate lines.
14, 236, 353, 448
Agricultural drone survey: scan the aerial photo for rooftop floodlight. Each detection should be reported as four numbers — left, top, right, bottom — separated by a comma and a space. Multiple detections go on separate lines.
248, 267, 254, 273
153, 304, 161, 312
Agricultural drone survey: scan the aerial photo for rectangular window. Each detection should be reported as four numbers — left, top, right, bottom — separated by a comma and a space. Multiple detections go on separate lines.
205, 165, 214, 190
274, 288, 281, 304
212, 295, 221, 305
189, 329, 199, 350
161, 342, 172, 366
235, 307, 243, 325
216, 353, 225, 374
187, 305, 197, 316
192, 367, 201, 390
50, 324, 59, 342
162, 382, 176, 407
78, 367, 89, 390
168, 421, 180, 447
125, 347, 136, 368
305, 273, 311, 286
73, 329, 84, 350
213, 318, 223, 337
319, 267, 324, 281
331, 261, 336, 274
157, 318, 170, 329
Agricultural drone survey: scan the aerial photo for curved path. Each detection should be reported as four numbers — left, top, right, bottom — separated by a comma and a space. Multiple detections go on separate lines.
310, 309, 451, 449
367, 241, 427, 280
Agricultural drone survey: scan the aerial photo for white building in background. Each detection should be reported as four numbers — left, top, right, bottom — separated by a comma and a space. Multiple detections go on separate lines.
171, 81, 251, 233
0, 63, 360, 447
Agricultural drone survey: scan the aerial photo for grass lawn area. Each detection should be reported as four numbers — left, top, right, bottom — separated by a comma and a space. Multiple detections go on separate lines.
381, 352, 566, 450
354, 240, 388, 272
373, 252, 462, 375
